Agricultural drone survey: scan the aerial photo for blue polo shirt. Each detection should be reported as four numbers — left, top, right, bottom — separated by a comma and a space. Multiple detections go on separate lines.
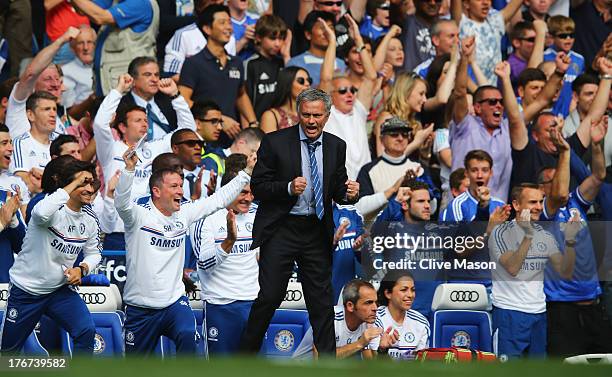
179, 47, 245, 120
543, 48, 585, 118
541, 188, 601, 301
93, 0, 153, 95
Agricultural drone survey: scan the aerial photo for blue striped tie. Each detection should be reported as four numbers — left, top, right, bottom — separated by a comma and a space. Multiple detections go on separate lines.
307, 141, 324, 220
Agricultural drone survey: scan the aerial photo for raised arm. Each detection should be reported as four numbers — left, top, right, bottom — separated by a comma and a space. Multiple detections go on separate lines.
501, 0, 523, 23
495, 61, 528, 150
31, 171, 91, 225
346, 14, 377, 110
373, 25, 401, 71
13, 27, 79, 102
71, 0, 116, 25
574, 58, 612, 147
319, 18, 337, 94
523, 52, 569, 124
93, 74, 133, 167
451, 36, 475, 125
183, 156, 254, 225
450, 0, 463, 25
425, 43, 458, 110
158, 78, 196, 131
349, 0, 368, 23
577, 116, 608, 202
545, 125, 571, 217
528, 20, 547, 69
114, 149, 140, 228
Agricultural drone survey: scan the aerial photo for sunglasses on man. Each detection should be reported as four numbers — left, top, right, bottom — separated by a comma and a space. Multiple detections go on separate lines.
555, 33, 575, 39
477, 98, 503, 106
335, 86, 358, 95
318, 0, 343, 6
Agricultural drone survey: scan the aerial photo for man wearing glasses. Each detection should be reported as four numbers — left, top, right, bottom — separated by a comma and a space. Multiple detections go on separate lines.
320, 14, 377, 180
356, 116, 437, 220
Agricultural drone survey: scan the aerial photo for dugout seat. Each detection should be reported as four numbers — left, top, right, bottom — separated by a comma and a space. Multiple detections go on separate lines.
279, 281, 306, 310
431, 283, 492, 352
60, 284, 125, 357
260, 309, 310, 358
0, 310, 49, 355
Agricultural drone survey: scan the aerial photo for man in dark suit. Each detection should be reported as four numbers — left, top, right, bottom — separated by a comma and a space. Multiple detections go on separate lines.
241, 88, 360, 356
118, 56, 179, 140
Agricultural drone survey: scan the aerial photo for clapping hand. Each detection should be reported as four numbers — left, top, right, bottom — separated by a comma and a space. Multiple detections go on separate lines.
0, 188, 20, 229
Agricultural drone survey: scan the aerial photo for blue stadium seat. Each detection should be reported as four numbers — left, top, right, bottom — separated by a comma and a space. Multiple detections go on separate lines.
60, 285, 125, 357
60, 312, 124, 357
260, 309, 310, 358
0, 310, 48, 356
431, 283, 492, 352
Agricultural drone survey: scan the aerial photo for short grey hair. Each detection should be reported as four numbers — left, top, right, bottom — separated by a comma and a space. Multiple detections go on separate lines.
342, 279, 375, 306
296, 87, 332, 115
431, 19, 456, 37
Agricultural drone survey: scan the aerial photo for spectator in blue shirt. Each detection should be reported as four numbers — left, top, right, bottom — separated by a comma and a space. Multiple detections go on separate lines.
543, 15, 585, 118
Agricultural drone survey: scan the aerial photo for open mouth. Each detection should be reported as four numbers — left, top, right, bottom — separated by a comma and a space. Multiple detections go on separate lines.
492, 111, 502, 120
2, 154, 10, 165
476, 181, 484, 187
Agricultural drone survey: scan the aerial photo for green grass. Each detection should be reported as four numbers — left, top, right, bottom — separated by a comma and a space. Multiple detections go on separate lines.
5, 357, 612, 377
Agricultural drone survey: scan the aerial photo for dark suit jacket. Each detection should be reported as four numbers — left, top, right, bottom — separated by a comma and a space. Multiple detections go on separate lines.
118, 92, 178, 131
251, 126, 356, 250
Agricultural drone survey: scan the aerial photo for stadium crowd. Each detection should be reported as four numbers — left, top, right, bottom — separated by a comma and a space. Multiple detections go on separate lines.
0, 0, 611, 361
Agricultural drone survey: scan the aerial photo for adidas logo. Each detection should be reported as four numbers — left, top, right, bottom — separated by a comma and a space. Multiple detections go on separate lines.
259, 72, 270, 80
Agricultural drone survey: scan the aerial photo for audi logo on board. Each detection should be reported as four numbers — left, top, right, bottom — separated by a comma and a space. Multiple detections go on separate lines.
0, 289, 8, 301
284, 290, 303, 302
449, 290, 479, 302
80, 293, 107, 304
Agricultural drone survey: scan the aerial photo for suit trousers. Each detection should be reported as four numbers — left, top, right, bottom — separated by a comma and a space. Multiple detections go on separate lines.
241, 215, 336, 355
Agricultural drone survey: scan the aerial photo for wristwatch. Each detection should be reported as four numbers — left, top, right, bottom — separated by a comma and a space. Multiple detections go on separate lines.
248, 121, 260, 127
600, 74, 612, 80
78, 265, 87, 277
169, 92, 181, 100
356, 45, 366, 53
565, 239, 577, 247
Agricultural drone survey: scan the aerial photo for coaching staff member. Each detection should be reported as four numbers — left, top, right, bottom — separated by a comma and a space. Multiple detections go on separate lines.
240, 88, 360, 356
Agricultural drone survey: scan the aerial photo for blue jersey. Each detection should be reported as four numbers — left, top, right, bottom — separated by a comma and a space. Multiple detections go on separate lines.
359, 15, 389, 41
543, 48, 585, 118
0, 189, 26, 283
332, 204, 365, 301
231, 14, 258, 60
440, 189, 505, 221
541, 188, 601, 301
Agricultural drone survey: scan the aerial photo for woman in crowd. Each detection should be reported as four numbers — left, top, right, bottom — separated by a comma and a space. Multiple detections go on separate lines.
260, 67, 312, 133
